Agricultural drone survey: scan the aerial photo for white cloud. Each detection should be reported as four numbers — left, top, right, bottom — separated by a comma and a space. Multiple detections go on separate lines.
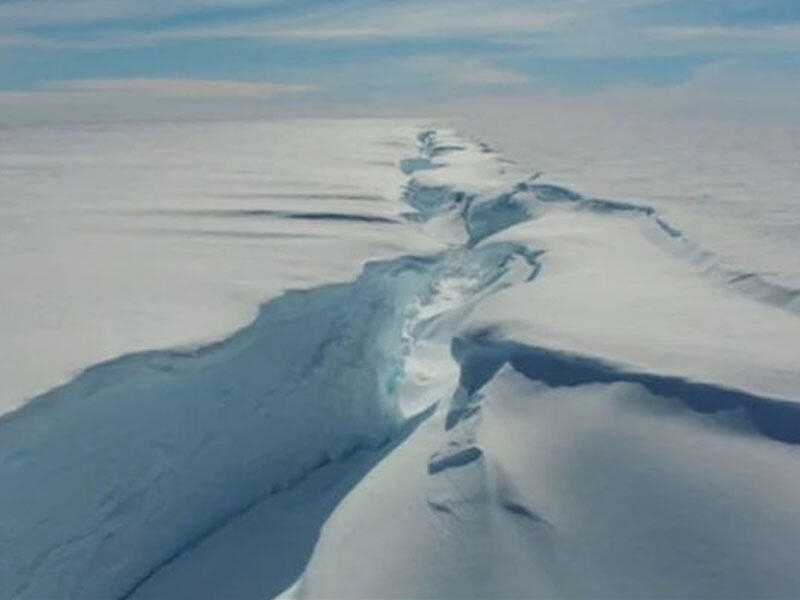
0, 0, 556, 34
7, 0, 798, 62
497, 20, 800, 59
45, 78, 314, 99
102, 3, 559, 46
0, 0, 277, 26
0, 34, 31, 46
430, 56, 800, 127
0, 78, 316, 124
2, 1, 798, 125
0, 0, 650, 47
408, 57, 529, 88
575, 59, 800, 123
642, 22, 800, 54
2, 0, 799, 64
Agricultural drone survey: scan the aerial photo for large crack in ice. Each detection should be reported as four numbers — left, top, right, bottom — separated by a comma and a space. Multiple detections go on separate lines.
448, 330, 800, 445
0, 129, 543, 600
4, 126, 798, 600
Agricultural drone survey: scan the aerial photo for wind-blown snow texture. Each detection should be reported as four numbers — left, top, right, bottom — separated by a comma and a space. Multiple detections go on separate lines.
0, 119, 439, 413
1, 122, 800, 599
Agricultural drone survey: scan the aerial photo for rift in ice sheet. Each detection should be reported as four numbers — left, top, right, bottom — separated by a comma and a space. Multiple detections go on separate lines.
2, 118, 800, 600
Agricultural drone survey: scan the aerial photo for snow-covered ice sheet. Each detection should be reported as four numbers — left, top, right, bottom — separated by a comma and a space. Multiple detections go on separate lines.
297, 365, 800, 598
290, 128, 800, 599
0, 123, 538, 599
451, 107, 800, 288
2, 121, 800, 599
468, 209, 800, 402
0, 118, 440, 413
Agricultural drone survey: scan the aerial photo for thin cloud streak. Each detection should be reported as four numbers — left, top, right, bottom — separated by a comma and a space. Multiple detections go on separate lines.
407, 57, 529, 87
0, 0, 280, 26
1, 0, 798, 124
0, 78, 317, 124
45, 78, 315, 99
0, 0, 641, 47
5, 0, 799, 61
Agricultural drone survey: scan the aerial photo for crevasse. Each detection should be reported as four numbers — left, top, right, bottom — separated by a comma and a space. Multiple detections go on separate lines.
0, 129, 540, 600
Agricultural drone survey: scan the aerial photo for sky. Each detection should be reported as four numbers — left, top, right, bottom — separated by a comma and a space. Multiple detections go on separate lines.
1, 0, 799, 122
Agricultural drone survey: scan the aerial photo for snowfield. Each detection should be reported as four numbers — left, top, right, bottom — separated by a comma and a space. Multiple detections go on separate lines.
0, 119, 438, 413
1, 120, 799, 599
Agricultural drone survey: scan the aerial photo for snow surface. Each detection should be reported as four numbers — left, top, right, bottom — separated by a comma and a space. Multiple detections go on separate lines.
470, 210, 800, 401
451, 107, 800, 289
0, 119, 440, 413
2, 120, 800, 599
288, 128, 800, 599
296, 365, 800, 598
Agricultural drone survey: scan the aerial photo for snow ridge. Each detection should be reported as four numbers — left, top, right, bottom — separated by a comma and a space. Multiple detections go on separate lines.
450, 331, 800, 444
414, 129, 800, 315
482, 182, 800, 315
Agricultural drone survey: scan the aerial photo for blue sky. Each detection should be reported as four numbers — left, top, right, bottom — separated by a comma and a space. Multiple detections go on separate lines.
1, 0, 799, 120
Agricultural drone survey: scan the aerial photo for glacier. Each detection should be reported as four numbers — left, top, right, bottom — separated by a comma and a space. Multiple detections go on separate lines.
1, 121, 800, 599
